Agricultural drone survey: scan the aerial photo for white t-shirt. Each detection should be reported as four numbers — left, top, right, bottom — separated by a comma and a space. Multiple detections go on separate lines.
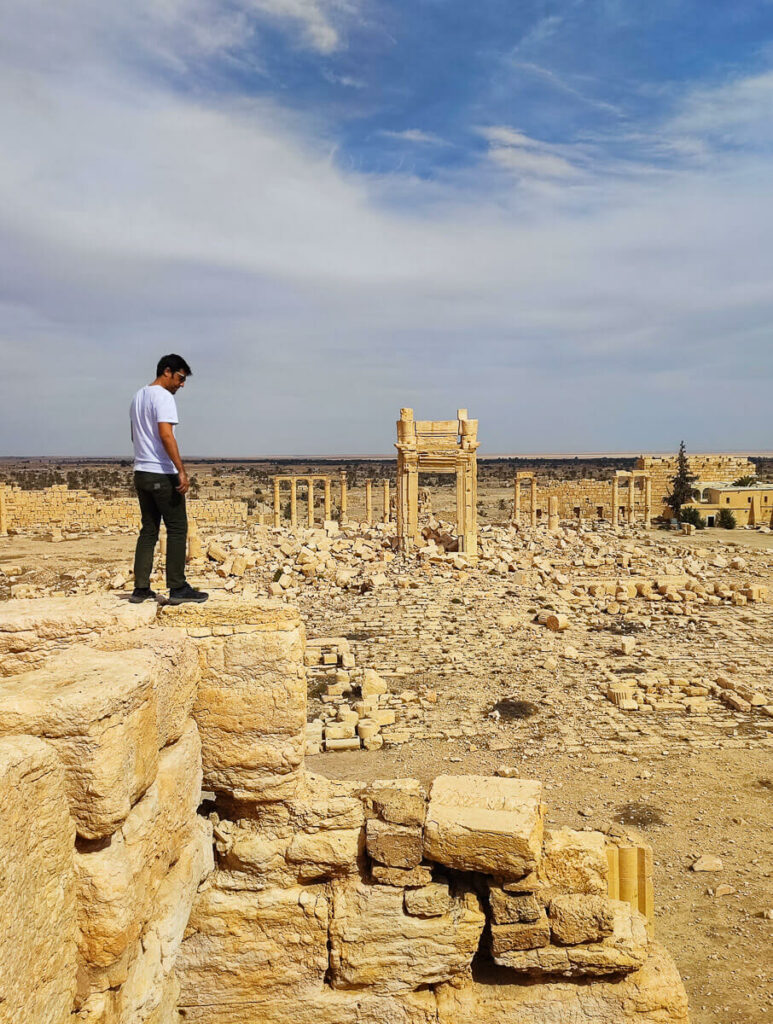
130, 385, 179, 473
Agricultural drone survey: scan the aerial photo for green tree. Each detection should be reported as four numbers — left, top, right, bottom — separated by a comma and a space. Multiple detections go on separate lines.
717, 508, 736, 529
680, 506, 705, 530
732, 475, 756, 487
666, 441, 696, 517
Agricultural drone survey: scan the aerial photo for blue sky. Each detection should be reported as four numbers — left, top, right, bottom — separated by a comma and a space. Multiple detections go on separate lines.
1, 0, 773, 455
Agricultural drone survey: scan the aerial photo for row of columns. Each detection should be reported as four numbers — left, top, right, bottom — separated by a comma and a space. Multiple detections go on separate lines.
612, 471, 652, 528
0, 486, 7, 537
272, 474, 391, 529
513, 472, 653, 528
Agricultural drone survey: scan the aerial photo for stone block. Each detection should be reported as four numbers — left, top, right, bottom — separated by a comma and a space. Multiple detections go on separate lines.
329, 879, 485, 993
539, 828, 609, 895
91, 817, 213, 1024
95, 627, 199, 747
361, 668, 388, 697
366, 818, 424, 868
74, 721, 202, 974
549, 893, 616, 945
0, 736, 77, 1024
0, 595, 156, 677
488, 887, 541, 924
371, 863, 434, 887
0, 647, 158, 838
490, 910, 551, 954
435, 943, 689, 1023
492, 899, 648, 975
404, 882, 453, 917
177, 880, 330, 1008
167, 600, 306, 802
174, 988, 438, 1024
365, 778, 427, 826
424, 775, 543, 878
286, 828, 363, 880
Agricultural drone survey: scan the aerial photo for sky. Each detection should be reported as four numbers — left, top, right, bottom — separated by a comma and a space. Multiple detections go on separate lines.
1, 0, 773, 456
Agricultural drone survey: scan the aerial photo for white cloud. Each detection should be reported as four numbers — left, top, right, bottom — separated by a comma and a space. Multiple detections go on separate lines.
380, 129, 447, 145
248, 0, 359, 52
666, 69, 773, 149
0, 6, 772, 454
478, 127, 581, 179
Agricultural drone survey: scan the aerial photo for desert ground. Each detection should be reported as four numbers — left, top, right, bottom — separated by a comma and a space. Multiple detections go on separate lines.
1, 460, 772, 1023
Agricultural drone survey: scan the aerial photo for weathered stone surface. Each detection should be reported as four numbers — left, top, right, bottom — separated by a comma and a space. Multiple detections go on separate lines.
492, 900, 648, 975
435, 943, 689, 1022
0, 735, 77, 1024
490, 909, 551, 954
371, 863, 435, 887
177, 879, 330, 1008
366, 818, 424, 868
216, 773, 365, 887
489, 886, 542, 924
95, 627, 199, 747
286, 828, 364, 880
403, 881, 454, 917
176, 988, 438, 1024
539, 828, 609, 896
329, 879, 485, 993
424, 775, 543, 878
549, 893, 616, 946
74, 721, 202, 973
77, 818, 213, 1024
365, 778, 427, 827
165, 600, 306, 802
0, 595, 156, 676
0, 647, 157, 838
115, 818, 213, 1023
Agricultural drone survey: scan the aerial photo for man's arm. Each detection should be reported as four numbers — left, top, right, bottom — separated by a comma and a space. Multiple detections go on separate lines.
158, 422, 189, 494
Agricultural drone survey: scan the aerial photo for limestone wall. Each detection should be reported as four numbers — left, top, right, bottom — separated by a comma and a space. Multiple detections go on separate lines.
0, 595, 690, 1024
636, 455, 755, 512
0, 596, 213, 1024
0, 483, 249, 533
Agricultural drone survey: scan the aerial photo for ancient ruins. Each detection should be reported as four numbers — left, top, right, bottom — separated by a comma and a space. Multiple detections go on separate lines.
0, 594, 688, 1024
396, 408, 479, 556
1, 430, 772, 1024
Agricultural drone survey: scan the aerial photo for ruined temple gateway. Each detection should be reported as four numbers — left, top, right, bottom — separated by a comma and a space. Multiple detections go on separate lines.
396, 408, 479, 557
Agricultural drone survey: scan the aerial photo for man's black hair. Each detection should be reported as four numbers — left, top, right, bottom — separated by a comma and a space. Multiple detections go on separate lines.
157, 354, 193, 378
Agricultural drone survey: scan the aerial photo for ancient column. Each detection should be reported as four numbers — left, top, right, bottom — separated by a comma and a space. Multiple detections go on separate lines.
273, 478, 281, 528
513, 477, 520, 524
627, 474, 635, 525
644, 476, 652, 528
0, 486, 7, 537
383, 480, 390, 523
548, 495, 559, 533
307, 478, 315, 528
339, 472, 348, 525
365, 480, 372, 524
530, 477, 537, 529
612, 476, 619, 528
187, 516, 203, 561
290, 477, 298, 529
324, 478, 332, 522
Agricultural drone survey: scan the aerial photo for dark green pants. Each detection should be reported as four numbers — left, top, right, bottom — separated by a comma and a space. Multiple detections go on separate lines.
133, 471, 188, 590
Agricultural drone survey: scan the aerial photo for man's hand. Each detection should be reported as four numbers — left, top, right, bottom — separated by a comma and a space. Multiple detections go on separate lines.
177, 470, 190, 495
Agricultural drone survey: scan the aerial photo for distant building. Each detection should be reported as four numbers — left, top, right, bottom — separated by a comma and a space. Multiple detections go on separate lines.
682, 484, 773, 527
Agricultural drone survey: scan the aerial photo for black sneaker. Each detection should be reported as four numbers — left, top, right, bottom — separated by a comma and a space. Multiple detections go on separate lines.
168, 584, 209, 605
128, 588, 157, 604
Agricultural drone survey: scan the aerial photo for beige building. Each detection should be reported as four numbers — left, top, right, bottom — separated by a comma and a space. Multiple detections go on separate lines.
683, 484, 773, 527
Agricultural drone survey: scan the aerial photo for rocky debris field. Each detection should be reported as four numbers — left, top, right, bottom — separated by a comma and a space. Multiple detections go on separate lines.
1, 515, 772, 1023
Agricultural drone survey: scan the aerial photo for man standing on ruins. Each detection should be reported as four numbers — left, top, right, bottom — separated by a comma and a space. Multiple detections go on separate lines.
129, 355, 208, 605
